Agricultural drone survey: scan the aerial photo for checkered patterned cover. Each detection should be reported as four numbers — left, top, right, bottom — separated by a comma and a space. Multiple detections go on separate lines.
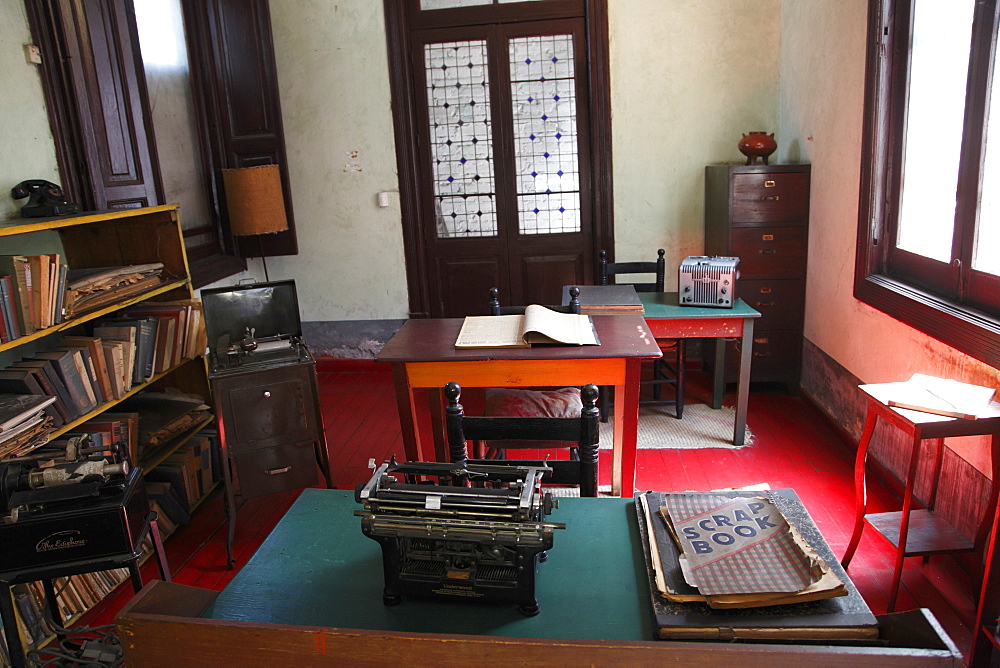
661, 494, 823, 596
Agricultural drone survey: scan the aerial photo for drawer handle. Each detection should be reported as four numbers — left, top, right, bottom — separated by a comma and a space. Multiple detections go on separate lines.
263, 391, 271, 398
756, 301, 775, 307
265, 466, 292, 475
764, 180, 776, 187
759, 287, 772, 294
754, 337, 769, 344
762, 234, 774, 241
758, 249, 777, 254
762, 195, 780, 201
754, 351, 773, 358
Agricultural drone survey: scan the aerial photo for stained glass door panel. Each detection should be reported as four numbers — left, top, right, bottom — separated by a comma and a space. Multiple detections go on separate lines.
415, 20, 593, 318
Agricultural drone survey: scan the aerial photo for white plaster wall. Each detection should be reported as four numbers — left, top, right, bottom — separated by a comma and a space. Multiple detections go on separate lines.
266, 0, 409, 321
779, 0, 1000, 473
0, 3, 61, 220
610, 0, 780, 286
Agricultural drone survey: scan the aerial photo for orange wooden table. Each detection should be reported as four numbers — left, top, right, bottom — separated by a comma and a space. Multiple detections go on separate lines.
376, 314, 661, 496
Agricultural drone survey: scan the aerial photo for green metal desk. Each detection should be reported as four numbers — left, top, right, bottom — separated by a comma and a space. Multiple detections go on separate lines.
638, 292, 761, 446
203, 489, 653, 639
114, 489, 962, 665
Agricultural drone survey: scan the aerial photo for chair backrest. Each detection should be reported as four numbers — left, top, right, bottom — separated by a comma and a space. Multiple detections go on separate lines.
488, 286, 581, 315
597, 248, 666, 293
444, 381, 600, 497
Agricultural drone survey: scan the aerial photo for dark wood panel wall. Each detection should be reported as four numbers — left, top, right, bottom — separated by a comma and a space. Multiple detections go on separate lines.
181, 0, 297, 260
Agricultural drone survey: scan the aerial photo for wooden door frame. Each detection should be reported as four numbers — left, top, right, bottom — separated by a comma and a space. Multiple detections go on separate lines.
383, 0, 613, 319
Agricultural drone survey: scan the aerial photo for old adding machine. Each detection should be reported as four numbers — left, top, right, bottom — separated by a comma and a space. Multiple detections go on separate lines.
355, 459, 565, 616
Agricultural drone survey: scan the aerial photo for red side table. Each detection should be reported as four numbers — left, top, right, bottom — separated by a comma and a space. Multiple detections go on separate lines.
841, 381, 1000, 612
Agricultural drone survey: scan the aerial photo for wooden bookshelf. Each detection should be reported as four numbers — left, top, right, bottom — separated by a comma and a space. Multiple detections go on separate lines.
0, 205, 212, 663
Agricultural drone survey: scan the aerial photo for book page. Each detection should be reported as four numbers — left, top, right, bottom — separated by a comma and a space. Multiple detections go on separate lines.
522, 304, 598, 346
455, 314, 528, 348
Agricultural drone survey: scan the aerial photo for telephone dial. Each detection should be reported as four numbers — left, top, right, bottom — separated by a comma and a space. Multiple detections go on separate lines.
10, 180, 81, 218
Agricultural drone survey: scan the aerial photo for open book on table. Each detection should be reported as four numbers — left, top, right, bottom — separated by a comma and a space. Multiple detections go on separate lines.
455, 305, 599, 349
879, 373, 999, 420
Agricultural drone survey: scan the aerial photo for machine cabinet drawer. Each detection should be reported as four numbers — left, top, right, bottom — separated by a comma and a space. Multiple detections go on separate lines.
739, 279, 805, 330
213, 363, 319, 453
731, 172, 809, 223
731, 226, 807, 278
232, 442, 319, 499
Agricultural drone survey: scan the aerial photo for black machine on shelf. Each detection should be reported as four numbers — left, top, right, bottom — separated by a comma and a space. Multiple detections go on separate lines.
0, 435, 168, 668
355, 459, 564, 616
0, 435, 147, 573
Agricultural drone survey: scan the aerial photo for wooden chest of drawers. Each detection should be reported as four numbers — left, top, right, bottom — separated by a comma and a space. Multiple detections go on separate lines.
705, 164, 811, 389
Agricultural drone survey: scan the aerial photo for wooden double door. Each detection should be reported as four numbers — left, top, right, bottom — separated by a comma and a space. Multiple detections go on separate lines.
387, 3, 613, 319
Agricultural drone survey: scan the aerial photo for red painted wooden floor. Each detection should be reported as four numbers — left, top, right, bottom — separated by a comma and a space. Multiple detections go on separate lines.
80, 363, 977, 659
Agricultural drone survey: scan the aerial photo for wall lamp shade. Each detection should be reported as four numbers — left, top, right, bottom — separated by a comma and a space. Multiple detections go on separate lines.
222, 164, 289, 236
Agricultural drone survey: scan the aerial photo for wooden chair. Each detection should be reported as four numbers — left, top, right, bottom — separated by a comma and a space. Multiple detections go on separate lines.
481, 286, 585, 459
489, 286, 581, 315
598, 248, 686, 418
445, 381, 600, 497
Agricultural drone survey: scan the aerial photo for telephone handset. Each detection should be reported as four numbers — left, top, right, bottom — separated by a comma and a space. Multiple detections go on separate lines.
10, 180, 81, 218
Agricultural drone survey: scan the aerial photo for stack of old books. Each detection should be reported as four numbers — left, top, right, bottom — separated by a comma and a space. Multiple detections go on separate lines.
561, 284, 645, 315
0, 394, 57, 458
64, 263, 165, 318
118, 391, 211, 464
635, 490, 877, 641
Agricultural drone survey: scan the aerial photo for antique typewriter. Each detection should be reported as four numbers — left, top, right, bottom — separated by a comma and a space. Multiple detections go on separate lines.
355, 460, 564, 616
0, 435, 149, 573
202, 279, 312, 374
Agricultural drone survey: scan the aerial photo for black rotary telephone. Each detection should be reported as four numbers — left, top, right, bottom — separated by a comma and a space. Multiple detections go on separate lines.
10, 180, 81, 218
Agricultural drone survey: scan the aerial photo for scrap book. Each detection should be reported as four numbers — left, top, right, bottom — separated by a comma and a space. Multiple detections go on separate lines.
455, 305, 599, 348
635, 490, 877, 641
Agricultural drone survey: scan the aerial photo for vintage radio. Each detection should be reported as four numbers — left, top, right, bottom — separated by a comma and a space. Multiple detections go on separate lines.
202, 279, 312, 373
679, 255, 740, 308
355, 460, 564, 616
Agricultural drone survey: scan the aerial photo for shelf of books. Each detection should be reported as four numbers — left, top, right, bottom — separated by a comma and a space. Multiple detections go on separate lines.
0, 205, 219, 665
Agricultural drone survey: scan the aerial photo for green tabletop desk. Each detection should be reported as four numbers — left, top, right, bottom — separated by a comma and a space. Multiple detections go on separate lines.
116, 488, 962, 665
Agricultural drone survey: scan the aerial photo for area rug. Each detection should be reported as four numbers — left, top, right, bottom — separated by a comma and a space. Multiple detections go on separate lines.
598, 403, 753, 449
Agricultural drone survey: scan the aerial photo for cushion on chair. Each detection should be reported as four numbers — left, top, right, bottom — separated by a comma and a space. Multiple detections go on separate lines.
484, 386, 583, 450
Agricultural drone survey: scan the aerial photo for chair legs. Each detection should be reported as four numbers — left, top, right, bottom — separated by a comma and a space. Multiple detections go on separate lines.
638, 339, 686, 418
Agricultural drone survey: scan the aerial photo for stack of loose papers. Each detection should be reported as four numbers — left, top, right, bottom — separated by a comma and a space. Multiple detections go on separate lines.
641, 492, 846, 609
0, 394, 57, 458
872, 373, 999, 420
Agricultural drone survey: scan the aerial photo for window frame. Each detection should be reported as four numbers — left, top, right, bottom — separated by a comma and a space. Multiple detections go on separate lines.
855, 0, 1000, 368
